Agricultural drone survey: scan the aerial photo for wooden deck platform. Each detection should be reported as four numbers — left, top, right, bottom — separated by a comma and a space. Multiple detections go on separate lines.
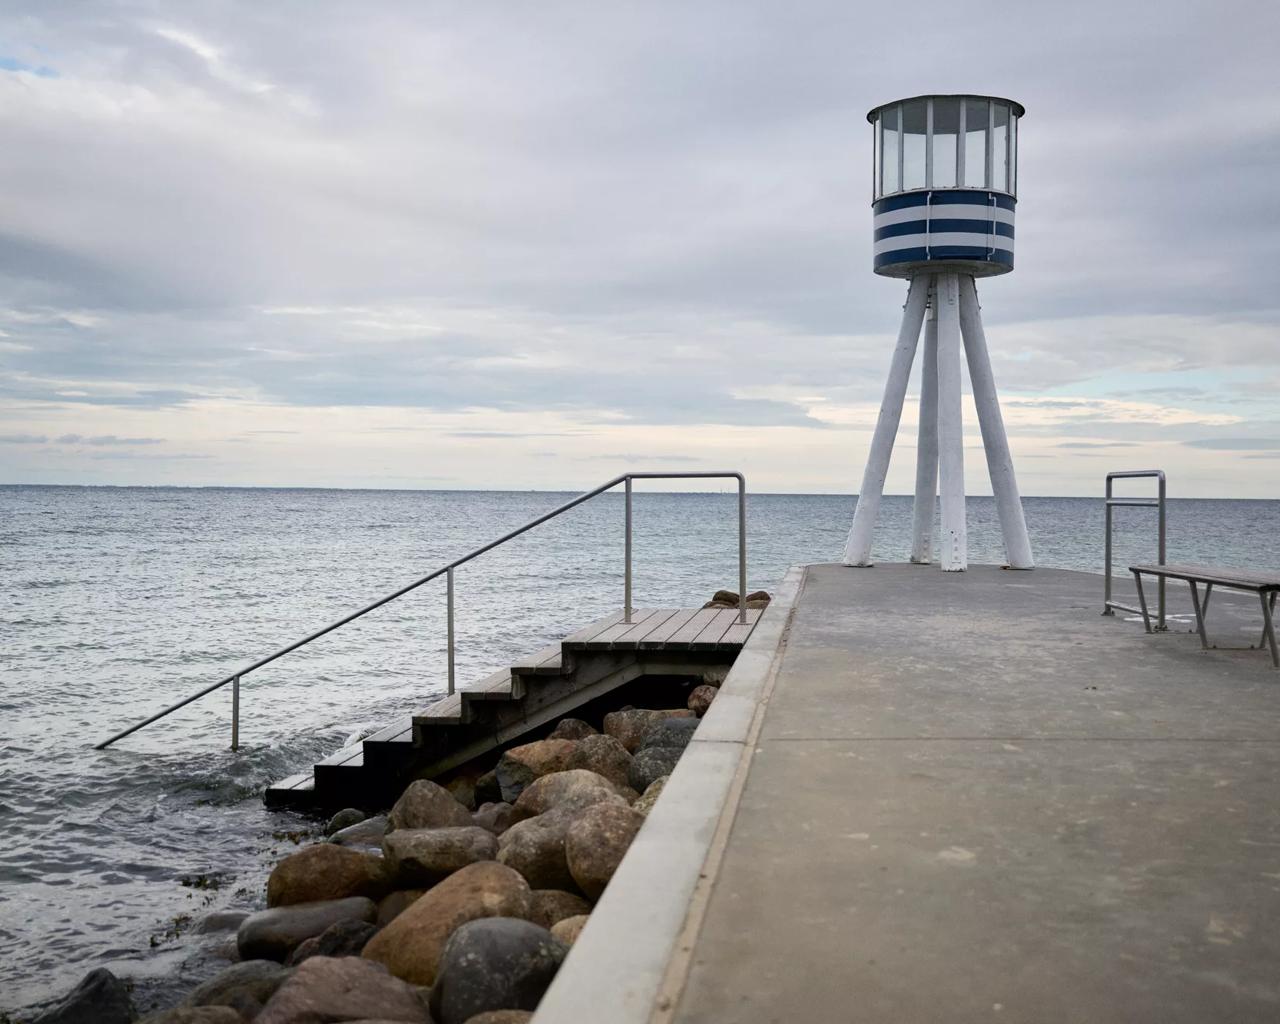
265, 606, 762, 810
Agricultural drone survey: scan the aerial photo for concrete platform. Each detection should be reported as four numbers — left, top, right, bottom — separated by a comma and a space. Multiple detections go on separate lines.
534, 563, 1280, 1024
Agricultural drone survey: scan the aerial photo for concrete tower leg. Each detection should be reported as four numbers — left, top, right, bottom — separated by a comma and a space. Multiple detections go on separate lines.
935, 272, 967, 571
958, 275, 1035, 569
843, 274, 930, 567
909, 283, 939, 564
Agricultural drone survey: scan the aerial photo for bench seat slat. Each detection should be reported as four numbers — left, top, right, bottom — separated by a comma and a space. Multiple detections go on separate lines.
1130, 564, 1280, 591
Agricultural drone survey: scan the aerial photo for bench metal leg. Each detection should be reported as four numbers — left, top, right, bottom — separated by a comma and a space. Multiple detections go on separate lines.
1132, 570, 1153, 634
1262, 591, 1279, 669
1188, 581, 1210, 649
1201, 582, 1213, 619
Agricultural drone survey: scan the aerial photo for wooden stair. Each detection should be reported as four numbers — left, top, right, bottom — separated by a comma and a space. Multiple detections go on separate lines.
265, 606, 761, 810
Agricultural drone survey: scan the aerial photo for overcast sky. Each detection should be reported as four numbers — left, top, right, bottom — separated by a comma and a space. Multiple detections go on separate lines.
1, 0, 1277, 496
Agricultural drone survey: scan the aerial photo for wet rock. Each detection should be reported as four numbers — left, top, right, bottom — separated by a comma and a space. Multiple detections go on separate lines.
496, 810, 577, 891
183, 959, 292, 1010
362, 861, 532, 987
329, 814, 389, 853
708, 588, 739, 605
383, 826, 499, 886
377, 889, 427, 927
548, 718, 596, 741
31, 968, 136, 1024
565, 734, 632, 791
237, 897, 377, 963
494, 739, 578, 803
286, 918, 379, 965
527, 889, 591, 929
267, 844, 391, 907
428, 918, 568, 1024
747, 590, 772, 609
388, 780, 474, 833
687, 684, 718, 717
461, 1012, 532, 1024
256, 955, 429, 1023
195, 909, 250, 934
510, 769, 626, 824
566, 802, 645, 899
632, 776, 668, 816
549, 914, 588, 946
473, 801, 515, 836
137, 1009, 241, 1024
628, 746, 682, 793
603, 709, 695, 753
474, 770, 502, 806
640, 716, 698, 752
326, 807, 367, 835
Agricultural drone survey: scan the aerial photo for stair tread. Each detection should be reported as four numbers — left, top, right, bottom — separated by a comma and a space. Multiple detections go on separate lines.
511, 643, 564, 675
413, 692, 465, 723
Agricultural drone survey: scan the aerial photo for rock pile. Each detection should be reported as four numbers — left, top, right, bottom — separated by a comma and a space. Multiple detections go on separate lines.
33, 586, 761, 1023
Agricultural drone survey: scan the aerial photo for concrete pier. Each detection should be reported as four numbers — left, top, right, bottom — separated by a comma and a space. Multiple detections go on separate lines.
535, 563, 1280, 1024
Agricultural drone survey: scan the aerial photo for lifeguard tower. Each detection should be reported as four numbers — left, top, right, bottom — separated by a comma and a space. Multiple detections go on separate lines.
844, 94, 1033, 571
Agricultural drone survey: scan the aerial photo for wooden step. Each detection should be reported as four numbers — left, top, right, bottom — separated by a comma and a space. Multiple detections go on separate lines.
510, 643, 565, 677
412, 692, 467, 727
461, 669, 523, 702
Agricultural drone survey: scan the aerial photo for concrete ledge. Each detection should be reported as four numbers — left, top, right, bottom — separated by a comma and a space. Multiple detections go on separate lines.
531, 566, 804, 1024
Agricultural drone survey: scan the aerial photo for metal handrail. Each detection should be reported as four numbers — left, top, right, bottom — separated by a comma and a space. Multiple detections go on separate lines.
95, 472, 747, 751
1103, 469, 1166, 630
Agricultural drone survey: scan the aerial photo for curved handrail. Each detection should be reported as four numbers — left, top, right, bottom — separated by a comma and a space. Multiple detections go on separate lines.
95, 471, 747, 750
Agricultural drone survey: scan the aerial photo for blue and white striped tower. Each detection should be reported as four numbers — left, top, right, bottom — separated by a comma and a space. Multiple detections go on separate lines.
844, 94, 1034, 571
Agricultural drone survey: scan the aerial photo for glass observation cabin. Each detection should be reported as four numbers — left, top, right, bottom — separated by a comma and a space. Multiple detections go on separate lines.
869, 94, 1024, 278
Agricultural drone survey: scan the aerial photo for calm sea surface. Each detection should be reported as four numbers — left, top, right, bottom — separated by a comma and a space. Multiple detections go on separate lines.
3, 485, 1279, 1011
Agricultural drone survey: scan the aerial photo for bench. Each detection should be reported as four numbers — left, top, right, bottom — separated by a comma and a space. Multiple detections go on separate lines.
1130, 563, 1279, 668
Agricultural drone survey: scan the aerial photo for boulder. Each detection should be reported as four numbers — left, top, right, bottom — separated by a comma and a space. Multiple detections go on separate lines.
633, 776, 668, 817
603, 709, 695, 753
496, 810, 577, 892
628, 746, 683, 793
31, 968, 136, 1024
428, 918, 568, 1024
137, 1010, 240, 1024
709, 588, 739, 605
388, 780, 474, 833
383, 826, 498, 886
640, 716, 699, 752
256, 955, 429, 1023
474, 770, 502, 806
362, 862, 532, 987
565, 734, 632, 791
565, 802, 645, 899
461, 1013, 533, 1024
494, 739, 578, 803
267, 844, 391, 907
510, 770, 627, 824
548, 718, 596, 741
473, 801, 515, 836
183, 960, 292, 1010
446, 773, 480, 811
377, 889, 427, 927
687, 684, 718, 717
326, 807, 367, 835
527, 889, 591, 929
237, 897, 377, 963
195, 909, 249, 934
329, 814, 390, 852
550, 915, 588, 946
286, 918, 380, 965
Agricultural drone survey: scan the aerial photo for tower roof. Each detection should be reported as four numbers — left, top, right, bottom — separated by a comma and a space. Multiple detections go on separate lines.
867, 94, 1025, 123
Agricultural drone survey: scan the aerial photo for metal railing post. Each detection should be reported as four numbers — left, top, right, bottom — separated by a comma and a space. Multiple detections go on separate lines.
1157, 472, 1167, 631
737, 476, 747, 624
230, 675, 240, 751
1103, 475, 1114, 615
447, 567, 456, 696
624, 477, 633, 624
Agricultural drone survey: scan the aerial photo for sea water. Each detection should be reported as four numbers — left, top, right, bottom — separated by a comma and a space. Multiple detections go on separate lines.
3, 485, 1279, 1011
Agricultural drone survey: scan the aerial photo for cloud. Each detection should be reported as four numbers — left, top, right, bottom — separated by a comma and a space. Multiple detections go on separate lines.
1183, 438, 1280, 451
0, 1, 1278, 495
